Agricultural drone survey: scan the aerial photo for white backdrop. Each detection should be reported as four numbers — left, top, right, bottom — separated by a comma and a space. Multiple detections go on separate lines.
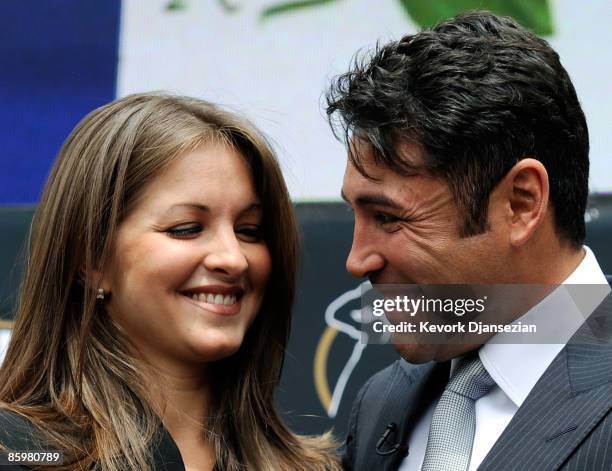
118, 0, 612, 200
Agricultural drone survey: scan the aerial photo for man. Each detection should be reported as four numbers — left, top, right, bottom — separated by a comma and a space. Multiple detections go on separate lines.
326, 11, 612, 471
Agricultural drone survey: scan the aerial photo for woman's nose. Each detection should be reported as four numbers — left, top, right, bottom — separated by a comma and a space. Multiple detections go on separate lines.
202, 230, 249, 277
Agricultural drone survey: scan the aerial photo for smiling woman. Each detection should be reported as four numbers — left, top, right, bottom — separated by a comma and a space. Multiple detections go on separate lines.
103, 144, 272, 368
0, 94, 340, 471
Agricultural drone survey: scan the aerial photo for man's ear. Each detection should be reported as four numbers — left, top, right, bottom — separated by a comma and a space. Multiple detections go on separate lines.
497, 158, 550, 247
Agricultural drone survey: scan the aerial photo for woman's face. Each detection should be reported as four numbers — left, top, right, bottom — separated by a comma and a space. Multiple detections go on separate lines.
102, 143, 271, 369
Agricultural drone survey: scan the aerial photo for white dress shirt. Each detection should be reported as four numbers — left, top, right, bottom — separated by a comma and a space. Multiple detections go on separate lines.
399, 246, 610, 471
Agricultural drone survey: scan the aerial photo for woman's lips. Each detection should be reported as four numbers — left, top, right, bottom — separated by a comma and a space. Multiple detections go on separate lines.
180, 292, 242, 316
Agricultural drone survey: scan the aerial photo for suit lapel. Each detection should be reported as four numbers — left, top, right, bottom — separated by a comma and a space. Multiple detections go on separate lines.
359, 360, 449, 471
479, 292, 612, 470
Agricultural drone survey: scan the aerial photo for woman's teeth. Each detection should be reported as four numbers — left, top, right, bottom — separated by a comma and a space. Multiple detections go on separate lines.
189, 293, 237, 305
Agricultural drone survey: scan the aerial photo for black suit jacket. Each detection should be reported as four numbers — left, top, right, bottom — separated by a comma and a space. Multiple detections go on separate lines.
0, 412, 186, 470
342, 288, 612, 471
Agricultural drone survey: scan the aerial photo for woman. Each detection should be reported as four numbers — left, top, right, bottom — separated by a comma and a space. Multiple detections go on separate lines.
0, 94, 339, 470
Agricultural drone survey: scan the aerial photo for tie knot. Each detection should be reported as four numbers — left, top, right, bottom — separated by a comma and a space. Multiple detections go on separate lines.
446, 354, 495, 401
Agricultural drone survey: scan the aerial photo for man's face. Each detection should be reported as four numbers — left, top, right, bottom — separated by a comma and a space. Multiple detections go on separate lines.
341, 141, 510, 362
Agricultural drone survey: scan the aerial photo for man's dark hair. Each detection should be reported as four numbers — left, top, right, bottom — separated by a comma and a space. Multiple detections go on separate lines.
326, 10, 589, 245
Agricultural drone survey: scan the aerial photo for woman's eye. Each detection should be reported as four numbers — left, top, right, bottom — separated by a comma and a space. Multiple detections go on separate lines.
166, 224, 202, 238
236, 225, 264, 243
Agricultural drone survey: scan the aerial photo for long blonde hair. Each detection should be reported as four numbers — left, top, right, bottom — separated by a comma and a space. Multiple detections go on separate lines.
0, 93, 339, 470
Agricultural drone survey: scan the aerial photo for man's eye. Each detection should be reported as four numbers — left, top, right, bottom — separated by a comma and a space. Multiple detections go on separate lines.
374, 212, 401, 225
166, 224, 202, 238
236, 225, 264, 243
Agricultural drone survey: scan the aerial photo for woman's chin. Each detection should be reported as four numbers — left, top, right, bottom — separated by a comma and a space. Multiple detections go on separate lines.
186, 333, 244, 363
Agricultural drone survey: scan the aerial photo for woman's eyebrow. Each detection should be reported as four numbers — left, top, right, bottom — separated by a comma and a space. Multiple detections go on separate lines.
163, 202, 262, 215
239, 202, 262, 216
163, 203, 210, 214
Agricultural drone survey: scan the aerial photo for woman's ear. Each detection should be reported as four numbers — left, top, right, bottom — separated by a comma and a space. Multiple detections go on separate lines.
79, 267, 112, 296
496, 158, 550, 247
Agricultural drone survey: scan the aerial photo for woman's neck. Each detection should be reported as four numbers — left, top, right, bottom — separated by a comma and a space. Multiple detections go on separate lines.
145, 360, 216, 471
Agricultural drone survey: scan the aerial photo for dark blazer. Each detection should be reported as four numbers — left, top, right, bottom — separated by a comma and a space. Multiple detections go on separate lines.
342, 288, 612, 471
0, 412, 186, 470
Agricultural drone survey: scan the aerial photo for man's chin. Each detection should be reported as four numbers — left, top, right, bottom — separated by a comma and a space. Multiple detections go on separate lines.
393, 343, 439, 364
393, 342, 481, 364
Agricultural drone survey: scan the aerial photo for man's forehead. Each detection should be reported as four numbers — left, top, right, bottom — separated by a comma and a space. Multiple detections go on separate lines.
348, 136, 427, 173
342, 148, 424, 187
343, 155, 385, 182
342, 152, 448, 210
342, 160, 414, 208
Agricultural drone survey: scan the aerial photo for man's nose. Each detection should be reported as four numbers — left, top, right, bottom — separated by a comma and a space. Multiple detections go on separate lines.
203, 229, 248, 277
345, 233, 384, 279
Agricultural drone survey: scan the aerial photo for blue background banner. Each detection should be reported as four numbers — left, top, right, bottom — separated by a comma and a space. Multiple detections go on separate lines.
0, 0, 120, 203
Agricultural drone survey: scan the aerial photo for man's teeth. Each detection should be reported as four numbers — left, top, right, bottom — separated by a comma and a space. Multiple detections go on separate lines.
190, 293, 237, 305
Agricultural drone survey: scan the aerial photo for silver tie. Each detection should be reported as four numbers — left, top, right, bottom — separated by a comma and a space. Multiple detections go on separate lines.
421, 354, 496, 471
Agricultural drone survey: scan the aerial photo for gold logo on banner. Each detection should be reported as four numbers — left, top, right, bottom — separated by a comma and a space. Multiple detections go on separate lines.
313, 284, 368, 418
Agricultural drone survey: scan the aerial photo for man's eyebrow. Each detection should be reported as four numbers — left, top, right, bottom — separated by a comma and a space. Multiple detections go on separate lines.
341, 190, 403, 210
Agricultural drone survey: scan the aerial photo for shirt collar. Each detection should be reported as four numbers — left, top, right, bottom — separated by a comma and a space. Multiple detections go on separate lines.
473, 246, 609, 407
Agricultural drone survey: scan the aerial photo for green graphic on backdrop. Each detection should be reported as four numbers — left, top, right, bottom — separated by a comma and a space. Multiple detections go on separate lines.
261, 0, 337, 19
166, 0, 553, 36
261, 0, 553, 35
397, 0, 552, 35
167, 0, 238, 13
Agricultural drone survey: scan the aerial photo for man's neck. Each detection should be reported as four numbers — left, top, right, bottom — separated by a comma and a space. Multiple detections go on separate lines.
513, 234, 585, 284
